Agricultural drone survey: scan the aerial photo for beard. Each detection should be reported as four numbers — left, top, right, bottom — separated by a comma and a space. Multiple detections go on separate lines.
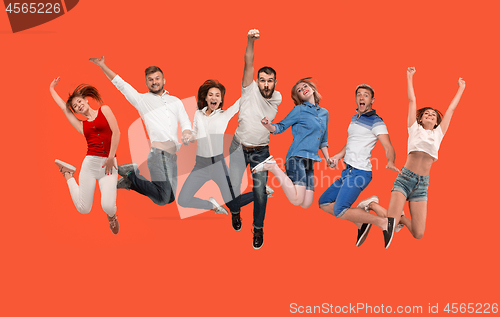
259, 86, 275, 99
149, 85, 164, 94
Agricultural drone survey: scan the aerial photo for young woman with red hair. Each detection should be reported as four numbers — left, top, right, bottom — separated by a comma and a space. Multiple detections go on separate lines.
51, 77, 121, 234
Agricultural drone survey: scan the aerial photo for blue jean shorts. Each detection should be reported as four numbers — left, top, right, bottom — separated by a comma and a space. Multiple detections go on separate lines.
318, 164, 372, 217
285, 156, 315, 191
392, 167, 429, 202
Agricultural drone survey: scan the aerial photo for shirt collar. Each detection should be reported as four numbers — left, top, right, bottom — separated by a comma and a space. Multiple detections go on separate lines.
149, 89, 170, 97
303, 101, 318, 108
356, 109, 377, 117
202, 106, 221, 117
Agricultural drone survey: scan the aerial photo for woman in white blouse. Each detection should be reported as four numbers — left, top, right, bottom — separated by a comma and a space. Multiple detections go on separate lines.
357, 67, 466, 248
178, 80, 262, 214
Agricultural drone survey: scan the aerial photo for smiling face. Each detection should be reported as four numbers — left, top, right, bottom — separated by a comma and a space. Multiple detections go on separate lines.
295, 82, 315, 103
421, 109, 437, 126
416, 107, 443, 129
146, 71, 166, 95
71, 96, 90, 114
356, 88, 374, 114
257, 71, 276, 99
205, 87, 222, 113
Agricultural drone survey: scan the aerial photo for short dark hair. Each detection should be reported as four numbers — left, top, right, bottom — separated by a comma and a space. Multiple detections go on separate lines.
355, 84, 374, 98
197, 79, 226, 111
145, 66, 163, 77
257, 66, 276, 79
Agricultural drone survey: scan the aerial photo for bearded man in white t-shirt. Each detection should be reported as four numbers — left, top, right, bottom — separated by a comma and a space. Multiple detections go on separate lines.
227, 29, 282, 250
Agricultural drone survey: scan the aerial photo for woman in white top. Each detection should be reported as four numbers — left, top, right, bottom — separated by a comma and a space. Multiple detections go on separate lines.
357, 67, 466, 248
178, 80, 262, 214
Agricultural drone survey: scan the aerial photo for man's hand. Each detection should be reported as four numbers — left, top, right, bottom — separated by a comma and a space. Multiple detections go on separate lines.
89, 56, 106, 67
407, 66, 416, 78
329, 154, 343, 169
458, 77, 466, 89
385, 162, 400, 173
247, 29, 260, 40
50, 76, 60, 89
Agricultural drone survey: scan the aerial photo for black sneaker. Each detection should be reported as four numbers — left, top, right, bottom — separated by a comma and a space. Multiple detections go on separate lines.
252, 228, 264, 250
117, 176, 132, 190
117, 163, 137, 177
231, 213, 242, 232
356, 223, 372, 247
383, 217, 395, 249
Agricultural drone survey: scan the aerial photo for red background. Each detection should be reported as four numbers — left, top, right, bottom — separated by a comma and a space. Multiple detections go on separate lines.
1, 0, 498, 316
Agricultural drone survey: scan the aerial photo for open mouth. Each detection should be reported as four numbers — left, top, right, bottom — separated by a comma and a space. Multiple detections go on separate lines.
210, 101, 217, 107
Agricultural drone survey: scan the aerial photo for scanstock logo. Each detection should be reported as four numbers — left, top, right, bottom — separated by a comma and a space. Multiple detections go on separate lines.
4, 0, 79, 33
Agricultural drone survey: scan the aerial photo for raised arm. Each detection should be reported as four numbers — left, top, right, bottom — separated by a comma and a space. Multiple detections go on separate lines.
89, 56, 117, 81
50, 77, 83, 135
407, 67, 417, 127
439, 78, 466, 134
377, 134, 399, 173
100, 105, 120, 175
242, 29, 260, 88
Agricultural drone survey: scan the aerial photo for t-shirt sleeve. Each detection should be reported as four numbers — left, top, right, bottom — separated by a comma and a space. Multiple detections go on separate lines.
372, 117, 388, 135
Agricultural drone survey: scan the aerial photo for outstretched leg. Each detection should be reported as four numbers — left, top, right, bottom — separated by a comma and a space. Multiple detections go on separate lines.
406, 201, 427, 239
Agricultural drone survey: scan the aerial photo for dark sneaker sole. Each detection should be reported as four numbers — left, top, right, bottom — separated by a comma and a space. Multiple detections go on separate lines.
252, 241, 264, 250
356, 223, 372, 247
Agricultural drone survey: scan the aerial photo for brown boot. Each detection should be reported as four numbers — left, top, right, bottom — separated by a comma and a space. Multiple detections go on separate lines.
107, 214, 119, 235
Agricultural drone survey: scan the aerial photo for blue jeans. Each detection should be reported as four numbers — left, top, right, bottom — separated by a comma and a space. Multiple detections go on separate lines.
285, 156, 315, 191
318, 164, 372, 217
178, 155, 255, 210
127, 148, 176, 206
392, 167, 429, 201
227, 136, 269, 229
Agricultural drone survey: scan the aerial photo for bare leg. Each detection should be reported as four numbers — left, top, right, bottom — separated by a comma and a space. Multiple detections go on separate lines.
299, 190, 314, 209
368, 202, 388, 218
265, 163, 307, 206
399, 215, 411, 232
339, 208, 388, 230
407, 201, 427, 239
386, 191, 407, 229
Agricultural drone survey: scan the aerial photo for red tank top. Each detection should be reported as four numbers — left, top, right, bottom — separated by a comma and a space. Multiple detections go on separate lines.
83, 108, 115, 158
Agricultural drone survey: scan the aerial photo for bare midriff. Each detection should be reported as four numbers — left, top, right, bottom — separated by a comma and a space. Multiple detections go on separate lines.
152, 140, 176, 154
404, 151, 434, 176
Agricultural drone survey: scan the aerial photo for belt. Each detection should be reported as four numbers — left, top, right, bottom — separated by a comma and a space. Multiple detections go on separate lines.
241, 144, 265, 152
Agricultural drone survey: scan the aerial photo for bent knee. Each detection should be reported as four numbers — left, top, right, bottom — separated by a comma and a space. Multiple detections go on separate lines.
413, 231, 425, 239
76, 206, 91, 215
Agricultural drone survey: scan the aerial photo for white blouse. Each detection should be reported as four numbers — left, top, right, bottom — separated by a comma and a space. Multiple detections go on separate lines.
192, 99, 240, 157
407, 121, 445, 161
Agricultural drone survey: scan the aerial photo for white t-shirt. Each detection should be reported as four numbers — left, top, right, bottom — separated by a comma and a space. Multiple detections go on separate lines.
407, 121, 444, 161
112, 75, 192, 152
344, 111, 388, 171
234, 80, 281, 146
192, 99, 240, 157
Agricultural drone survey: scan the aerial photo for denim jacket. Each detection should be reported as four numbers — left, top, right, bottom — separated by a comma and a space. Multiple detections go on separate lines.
272, 101, 329, 162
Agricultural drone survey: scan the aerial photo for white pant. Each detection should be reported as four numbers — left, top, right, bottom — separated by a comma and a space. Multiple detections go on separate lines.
67, 156, 117, 216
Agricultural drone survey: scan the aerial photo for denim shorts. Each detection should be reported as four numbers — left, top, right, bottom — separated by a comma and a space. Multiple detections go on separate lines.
285, 156, 315, 191
318, 164, 372, 217
392, 167, 429, 202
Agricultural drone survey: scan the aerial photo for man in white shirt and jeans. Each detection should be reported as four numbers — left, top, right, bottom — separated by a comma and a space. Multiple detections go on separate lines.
90, 56, 192, 206
227, 29, 282, 250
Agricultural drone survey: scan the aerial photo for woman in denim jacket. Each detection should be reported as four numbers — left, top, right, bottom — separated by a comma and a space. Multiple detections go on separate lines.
254, 78, 333, 208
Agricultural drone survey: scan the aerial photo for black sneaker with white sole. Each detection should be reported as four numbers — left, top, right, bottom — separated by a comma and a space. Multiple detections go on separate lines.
383, 217, 395, 249
252, 228, 264, 250
356, 223, 372, 247
231, 213, 242, 232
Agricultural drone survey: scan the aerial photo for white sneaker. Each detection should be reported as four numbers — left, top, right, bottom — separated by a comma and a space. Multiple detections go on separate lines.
266, 185, 274, 197
252, 156, 276, 173
395, 210, 405, 233
356, 195, 379, 212
209, 197, 228, 215
55, 159, 76, 175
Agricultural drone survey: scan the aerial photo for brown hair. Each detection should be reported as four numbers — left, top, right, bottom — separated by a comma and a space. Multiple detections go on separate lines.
66, 84, 103, 113
416, 107, 443, 128
145, 66, 164, 77
197, 79, 226, 111
291, 78, 322, 106
355, 84, 375, 98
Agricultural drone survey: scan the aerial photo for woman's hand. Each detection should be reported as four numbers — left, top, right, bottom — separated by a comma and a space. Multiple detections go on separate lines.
458, 77, 466, 89
261, 116, 275, 132
89, 56, 106, 67
103, 157, 116, 175
50, 76, 60, 89
328, 154, 343, 169
407, 67, 416, 78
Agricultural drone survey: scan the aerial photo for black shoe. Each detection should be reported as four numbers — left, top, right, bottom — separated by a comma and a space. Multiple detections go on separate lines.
117, 163, 137, 177
231, 213, 242, 232
252, 228, 264, 250
383, 217, 395, 249
356, 223, 372, 247
117, 176, 132, 190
